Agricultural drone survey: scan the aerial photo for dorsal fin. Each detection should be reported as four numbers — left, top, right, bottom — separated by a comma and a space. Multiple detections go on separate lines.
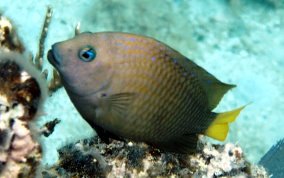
169, 51, 235, 110
187, 60, 235, 110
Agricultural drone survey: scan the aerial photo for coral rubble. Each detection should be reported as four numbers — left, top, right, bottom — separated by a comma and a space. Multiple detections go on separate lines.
0, 54, 63, 177
0, 59, 43, 177
40, 118, 61, 137
0, 99, 41, 178
0, 19, 48, 177
0, 56, 43, 121
42, 136, 268, 178
0, 11, 63, 178
0, 11, 63, 177
190, 142, 267, 178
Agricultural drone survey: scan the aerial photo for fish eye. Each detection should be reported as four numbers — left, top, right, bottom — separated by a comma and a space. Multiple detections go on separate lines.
78, 46, 96, 62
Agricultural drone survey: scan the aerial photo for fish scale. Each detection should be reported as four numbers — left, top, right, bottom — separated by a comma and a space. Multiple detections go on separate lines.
120, 58, 206, 141
48, 32, 244, 153
110, 37, 207, 140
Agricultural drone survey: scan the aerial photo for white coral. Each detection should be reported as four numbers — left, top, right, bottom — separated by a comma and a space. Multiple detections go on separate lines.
0, 95, 40, 177
0, 16, 13, 52
190, 142, 256, 178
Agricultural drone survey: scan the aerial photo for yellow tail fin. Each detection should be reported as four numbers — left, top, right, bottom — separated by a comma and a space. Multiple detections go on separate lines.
205, 106, 245, 141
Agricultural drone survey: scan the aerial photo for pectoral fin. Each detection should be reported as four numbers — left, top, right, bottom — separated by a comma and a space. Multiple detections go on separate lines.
106, 92, 136, 120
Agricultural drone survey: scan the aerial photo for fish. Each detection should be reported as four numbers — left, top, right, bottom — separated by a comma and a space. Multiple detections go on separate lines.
47, 32, 244, 153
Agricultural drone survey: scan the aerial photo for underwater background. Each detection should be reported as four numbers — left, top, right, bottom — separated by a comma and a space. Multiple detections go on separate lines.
0, 0, 283, 167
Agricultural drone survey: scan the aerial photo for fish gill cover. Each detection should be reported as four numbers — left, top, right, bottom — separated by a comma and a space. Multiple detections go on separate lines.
0, 0, 283, 176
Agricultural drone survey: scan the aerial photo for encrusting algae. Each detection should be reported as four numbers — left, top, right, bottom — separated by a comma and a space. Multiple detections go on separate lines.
42, 136, 268, 177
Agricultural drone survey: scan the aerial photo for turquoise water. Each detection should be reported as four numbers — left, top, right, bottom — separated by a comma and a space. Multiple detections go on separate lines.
1, 0, 283, 166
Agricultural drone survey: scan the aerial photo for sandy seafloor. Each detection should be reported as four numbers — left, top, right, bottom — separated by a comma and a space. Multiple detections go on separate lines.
0, 0, 283, 167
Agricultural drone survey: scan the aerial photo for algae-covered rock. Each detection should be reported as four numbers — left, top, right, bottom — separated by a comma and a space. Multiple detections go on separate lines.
42, 136, 268, 178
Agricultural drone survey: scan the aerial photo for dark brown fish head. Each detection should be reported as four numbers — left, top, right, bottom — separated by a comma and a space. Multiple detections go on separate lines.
47, 32, 114, 97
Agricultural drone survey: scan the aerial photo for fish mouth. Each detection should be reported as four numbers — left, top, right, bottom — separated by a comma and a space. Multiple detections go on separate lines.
47, 49, 60, 67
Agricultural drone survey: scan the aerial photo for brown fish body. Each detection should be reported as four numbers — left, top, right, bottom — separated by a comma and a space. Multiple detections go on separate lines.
48, 32, 242, 153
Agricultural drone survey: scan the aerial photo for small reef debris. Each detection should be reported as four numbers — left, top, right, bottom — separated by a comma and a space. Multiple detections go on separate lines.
39, 118, 61, 137
259, 138, 284, 177
0, 15, 24, 53
47, 68, 61, 93
34, 6, 53, 70
74, 22, 81, 36
32, 6, 61, 92
42, 136, 268, 178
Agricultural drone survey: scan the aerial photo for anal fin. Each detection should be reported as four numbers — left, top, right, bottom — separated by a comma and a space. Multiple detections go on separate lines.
156, 133, 199, 154
91, 123, 123, 144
